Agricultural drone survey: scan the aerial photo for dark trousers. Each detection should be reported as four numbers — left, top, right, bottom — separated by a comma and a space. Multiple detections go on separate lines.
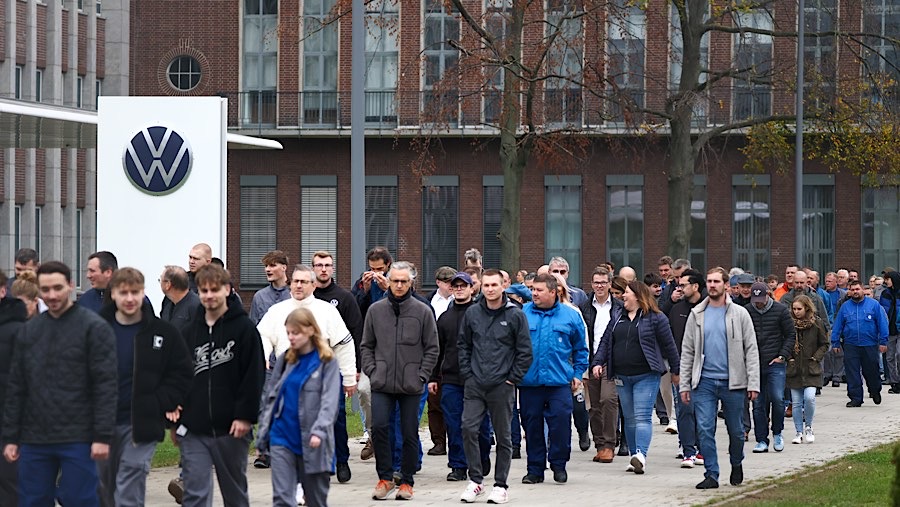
519, 385, 572, 476
572, 391, 588, 435
19, 442, 98, 507
752, 362, 786, 444
427, 383, 447, 447
463, 382, 514, 487
335, 382, 349, 465
843, 344, 883, 403
0, 454, 16, 507
510, 390, 522, 447
442, 383, 491, 470
373, 391, 420, 486
586, 372, 619, 450
389, 389, 427, 470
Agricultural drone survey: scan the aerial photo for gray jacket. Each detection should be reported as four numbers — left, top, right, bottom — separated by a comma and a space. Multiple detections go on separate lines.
256, 353, 340, 474
679, 296, 760, 393
360, 295, 439, 395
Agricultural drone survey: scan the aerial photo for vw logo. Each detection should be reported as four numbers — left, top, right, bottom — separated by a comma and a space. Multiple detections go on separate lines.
122, 126, 192, 195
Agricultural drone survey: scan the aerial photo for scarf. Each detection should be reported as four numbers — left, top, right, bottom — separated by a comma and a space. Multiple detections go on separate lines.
752, 297, 774, 314
387, 289, 412, 317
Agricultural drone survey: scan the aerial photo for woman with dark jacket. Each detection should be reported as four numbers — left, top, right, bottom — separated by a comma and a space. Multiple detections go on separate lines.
592, 281, 680, 475
0, 271, 27, 507
786, 295, 829, 444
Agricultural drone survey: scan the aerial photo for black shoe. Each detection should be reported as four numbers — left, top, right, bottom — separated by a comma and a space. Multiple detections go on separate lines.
846, 400, 863, 407
253, 455, 270, 469
552, 468, 567, 483
659, 416, 669, 426
890, 384, 900, 394
521, 474, 544, 484
427, 443, 447, 456
336, 462, 351, 483
815, 387, 822, 396
730, 465, 743, 486
696, 477, 720, 489
512, 446, 521, 459
617, 445, 630, 457
717, 410, 725, 420
482, 458, 492, 477
873, 391, 882, 405
446, 468, 467, 482
832, 380, 840, 387
578, 431, 590, 452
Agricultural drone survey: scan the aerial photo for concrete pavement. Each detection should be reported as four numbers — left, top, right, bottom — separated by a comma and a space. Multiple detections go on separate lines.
144, 385, 900, 506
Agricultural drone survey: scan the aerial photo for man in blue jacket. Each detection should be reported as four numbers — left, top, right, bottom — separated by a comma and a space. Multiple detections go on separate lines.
832, 279, 889, 407
519, 273, 588, 485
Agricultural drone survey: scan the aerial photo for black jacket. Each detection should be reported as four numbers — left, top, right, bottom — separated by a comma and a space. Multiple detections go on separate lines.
180, 294, 265, 436
0, 298, 27, 436
668, 295, 705, 352
3, 303, 117, 445
315, 280, 363, 373
579, 295, 624, 365
432, 299, 475, 385
100, 303, 194, 443
458, 294, 533, 387
744, 300, 794, 365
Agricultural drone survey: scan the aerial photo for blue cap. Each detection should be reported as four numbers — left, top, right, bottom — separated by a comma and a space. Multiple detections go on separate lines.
450, 272, 474, 286
505, 283, 532, 301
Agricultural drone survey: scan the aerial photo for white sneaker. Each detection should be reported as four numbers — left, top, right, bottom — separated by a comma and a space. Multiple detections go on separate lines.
460, 481, 486, 503
680, 456, 695, 468
358, 431, 370, 444
791, 432, 803, 444
805, 427, 815, 443
630, 452, 646, 474
487, 485, 509, 504
666, 421, 679, 434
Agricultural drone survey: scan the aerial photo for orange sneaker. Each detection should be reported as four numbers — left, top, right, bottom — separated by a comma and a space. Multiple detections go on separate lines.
372, 479, 395, 500
396, 483, 414, 500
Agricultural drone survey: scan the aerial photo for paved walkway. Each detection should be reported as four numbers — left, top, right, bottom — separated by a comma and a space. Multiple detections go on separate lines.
145, 385, 900, 506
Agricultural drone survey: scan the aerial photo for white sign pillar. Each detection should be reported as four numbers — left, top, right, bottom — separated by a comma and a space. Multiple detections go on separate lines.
97, 96, 228, 310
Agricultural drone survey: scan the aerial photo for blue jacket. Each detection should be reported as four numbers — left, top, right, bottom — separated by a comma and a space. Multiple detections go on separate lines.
831, 296, 889, 348
823, 288, 845, 324
521, 302, 588, 387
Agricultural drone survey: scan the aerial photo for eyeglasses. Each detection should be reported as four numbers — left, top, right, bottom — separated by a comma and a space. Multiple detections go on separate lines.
451, 285, 469, 290
678, 283, 693, 289
313, 263, 333, 269
294, 280, 314, 285
591, 281, 609, 286
551, 269, 568, 275
391, 279, 411, 285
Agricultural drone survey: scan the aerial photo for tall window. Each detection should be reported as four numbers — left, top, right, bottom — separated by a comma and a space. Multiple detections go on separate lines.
365, 179, 399, 254
301, 177, 338, 273
76, 209, 83, 288
76, 76, 83, 108
303, 0, 338, 126
546, 0, 583, 126
14, 66, 21, 100
14, 206, 20, 252
862, 186, 900, 277
547, 176, 582, 284
607, 177, 642, 275
240, 176, 277, 287
803, 0, 837, 109
483, 177, 503, 269
669, 3, 709, 125
732, 8, 773, 120
690, 178, 707, 270
96, 80, 102, 110
424, 0, 460, 125
607, 0, 645, 123
733, 177, 770, 274
243, 0, 278, 126
366, 0, 399, 124
35, 70, 43, 102
483, 0, 512, 123
802, 178, 835, 272
864, 0, 900, 111
423, 177, 459, 289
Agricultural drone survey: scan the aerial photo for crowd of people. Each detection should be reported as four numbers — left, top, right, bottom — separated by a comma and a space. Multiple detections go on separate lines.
0, 245, 896, 506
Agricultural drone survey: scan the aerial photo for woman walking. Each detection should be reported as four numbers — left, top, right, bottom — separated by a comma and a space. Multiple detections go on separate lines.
787, 295, 829, 444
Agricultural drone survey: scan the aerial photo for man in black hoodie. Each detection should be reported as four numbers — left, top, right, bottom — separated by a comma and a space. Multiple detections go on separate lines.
97, 268, 193, 507
177, 264, 265, 507
0, 271, 27, 505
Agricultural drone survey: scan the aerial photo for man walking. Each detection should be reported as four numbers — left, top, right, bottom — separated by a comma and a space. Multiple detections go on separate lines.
832, 279, 889, 407
680, 267, 759, 490
79, 251, 118, 312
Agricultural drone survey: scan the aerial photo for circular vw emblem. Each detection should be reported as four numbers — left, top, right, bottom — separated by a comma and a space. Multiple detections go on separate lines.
122, 126, 192, 195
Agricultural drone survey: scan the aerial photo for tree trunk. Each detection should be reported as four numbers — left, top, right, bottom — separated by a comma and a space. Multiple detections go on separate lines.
667, 109, 695, 261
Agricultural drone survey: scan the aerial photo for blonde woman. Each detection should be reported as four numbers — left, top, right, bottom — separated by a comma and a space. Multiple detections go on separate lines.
10, 270, 41, 318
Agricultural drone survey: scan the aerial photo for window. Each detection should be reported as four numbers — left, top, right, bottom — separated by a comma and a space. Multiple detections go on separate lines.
483, 177, 503, 269
76, 76, 83, 108
803, 0, 837, 109
96, 0, 101, 14
96, 80, 102, 110
301, 177, 338, 276
862, 186, 900, 278
76, 209, 82, 288
14, 206, 20, 252
366, 0, 399, 124
690, 177, 707, 270
546, 0, 583, 126
423, 0, 460, 125
240, 176, 277, 288
365, 179, 398, 254
802, 177, 835, 272
607, 176, 642, 275
732, 8, 773, 120
864, 0, 900, 111
303, 0, 338, 126
547, 176, 582, 283
242, 0, 278, 126
669, 2, 709, 125
483, 0, 512, 123
422, 177, 459, 289
77, 0, 83, 11
167, 56, 202, 91
733, 176, 770, 275
14, 66, 22, 100
607, 0, 645, 123
35, 70, 43, 102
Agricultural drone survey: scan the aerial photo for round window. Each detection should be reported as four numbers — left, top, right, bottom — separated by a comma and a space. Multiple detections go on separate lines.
167, 56, 201, 91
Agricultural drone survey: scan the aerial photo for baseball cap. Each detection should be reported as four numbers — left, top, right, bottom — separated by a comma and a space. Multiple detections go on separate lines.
505, 284, 532, 301
736, 273, 755, 285
450, 272, 473, 286
750, 282, 769, 303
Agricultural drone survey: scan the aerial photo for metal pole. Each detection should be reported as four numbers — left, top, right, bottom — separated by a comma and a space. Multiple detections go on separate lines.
795, 0, 805, 267
351, 0, 366, 280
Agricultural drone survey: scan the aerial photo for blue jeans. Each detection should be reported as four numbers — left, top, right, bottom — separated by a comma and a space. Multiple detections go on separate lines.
441, 383, 491, 469
673, 384, 697, 458
510, 388, 521, 447
692, 377, 746, 482
843, 344, 882, 403
519, 385, 572, 476
389, 388, 428, 471
19, 442, 99, 507
335, 380, 349, 465
614, 372, 661, 457
752, 362, 786, 444
790, 387, 816, 433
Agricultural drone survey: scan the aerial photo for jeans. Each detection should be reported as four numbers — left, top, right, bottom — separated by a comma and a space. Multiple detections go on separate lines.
388, 389, 427, 471
373, 391, 421, 486
692, 377, 746, 482
790, 387, 817, 433
673, 383, 697, 458
19, 443, 98, 507
519, 385, 573, 476
843, 344, 883, 403
441, 383, 491, 470
615, 372, 661, 457
335, 383, 350, 465
752, 362, 786, 444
